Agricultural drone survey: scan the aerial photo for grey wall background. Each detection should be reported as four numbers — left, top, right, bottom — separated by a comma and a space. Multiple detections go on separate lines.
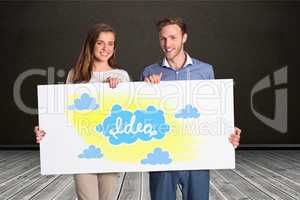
0, 1, 299, 146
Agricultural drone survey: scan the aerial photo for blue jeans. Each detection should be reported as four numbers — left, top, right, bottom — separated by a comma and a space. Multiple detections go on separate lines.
149, 170, 209, 200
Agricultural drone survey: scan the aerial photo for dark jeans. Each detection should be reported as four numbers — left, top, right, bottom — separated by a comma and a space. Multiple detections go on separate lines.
150, 170, 209, 200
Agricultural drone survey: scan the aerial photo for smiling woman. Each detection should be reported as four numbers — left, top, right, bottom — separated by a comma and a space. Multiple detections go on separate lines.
34, 23, 130, 200
70, 23, 120, 84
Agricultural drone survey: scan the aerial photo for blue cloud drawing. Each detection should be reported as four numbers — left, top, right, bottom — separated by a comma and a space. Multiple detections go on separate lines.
96, 104, 170, 145
78, 145, 103, 159
68, 93, 99, 110
175, 104, 200, 119
141, 147, 172, 165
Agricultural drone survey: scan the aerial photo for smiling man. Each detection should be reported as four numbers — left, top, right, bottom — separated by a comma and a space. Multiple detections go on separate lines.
140, 17, 241, 200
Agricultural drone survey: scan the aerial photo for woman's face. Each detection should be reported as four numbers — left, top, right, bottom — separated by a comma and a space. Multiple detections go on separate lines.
93, 31, 115, 63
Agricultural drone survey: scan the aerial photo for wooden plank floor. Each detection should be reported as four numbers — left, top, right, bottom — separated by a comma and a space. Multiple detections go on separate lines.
0, 150, 299, 200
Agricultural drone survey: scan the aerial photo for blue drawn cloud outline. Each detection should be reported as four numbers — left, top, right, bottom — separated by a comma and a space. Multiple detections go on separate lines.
141, 147, 172, 165
78, 145, 103, 159
175, 104, 200, 119
68, 93, 99, 110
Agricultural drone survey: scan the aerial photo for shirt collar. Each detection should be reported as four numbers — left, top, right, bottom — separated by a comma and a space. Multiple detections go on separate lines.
161, 52, 193, 70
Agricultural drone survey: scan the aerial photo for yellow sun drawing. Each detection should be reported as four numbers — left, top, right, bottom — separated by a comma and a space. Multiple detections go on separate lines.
67, 92, 202, 164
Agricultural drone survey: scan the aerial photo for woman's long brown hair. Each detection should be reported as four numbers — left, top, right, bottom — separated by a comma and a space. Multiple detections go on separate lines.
72, 23, 118, 83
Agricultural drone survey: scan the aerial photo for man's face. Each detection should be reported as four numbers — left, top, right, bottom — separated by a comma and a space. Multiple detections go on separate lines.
159, 24, 187, 60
